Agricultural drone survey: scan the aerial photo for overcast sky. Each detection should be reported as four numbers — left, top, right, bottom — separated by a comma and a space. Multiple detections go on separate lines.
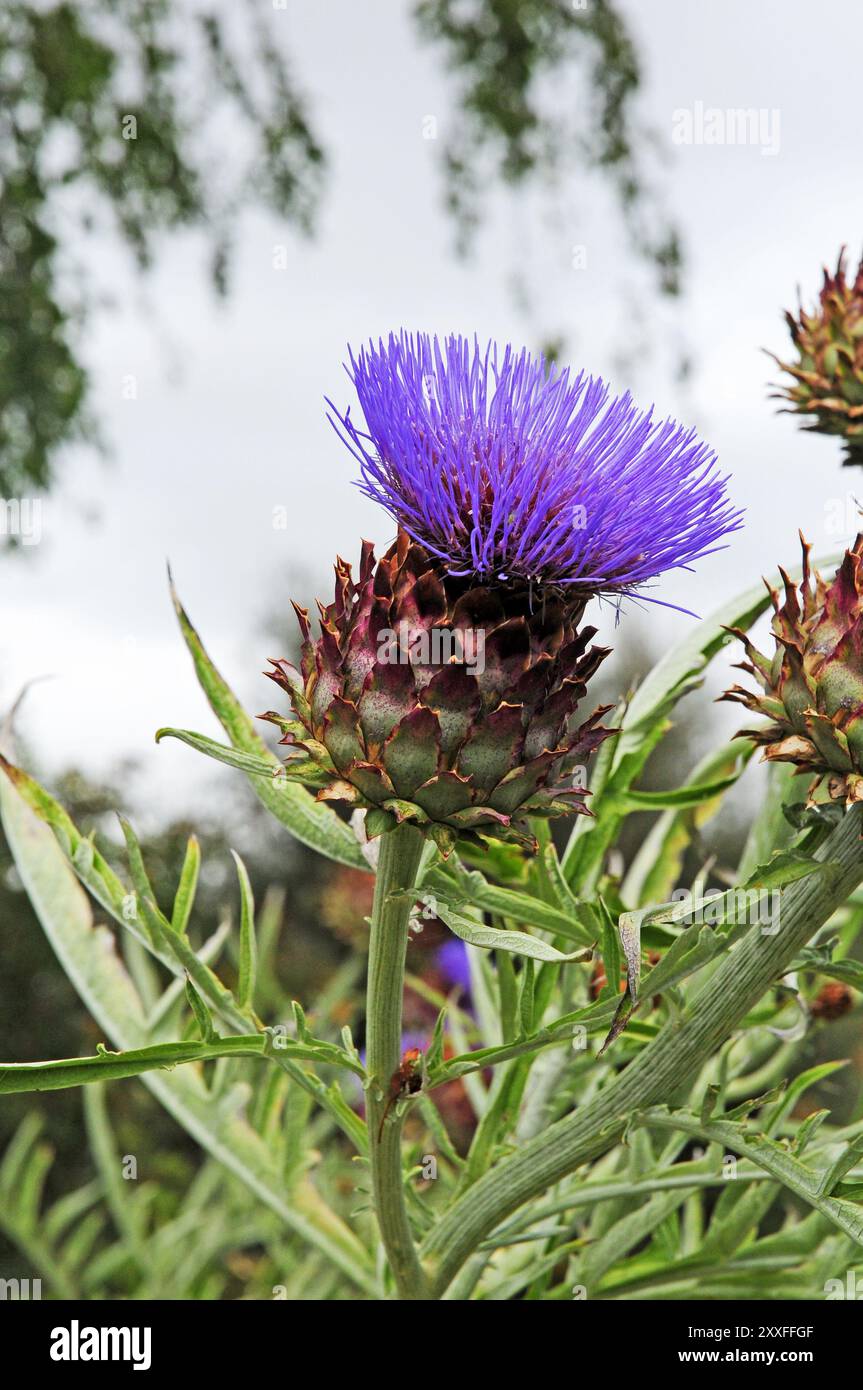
3, 0, 863, 818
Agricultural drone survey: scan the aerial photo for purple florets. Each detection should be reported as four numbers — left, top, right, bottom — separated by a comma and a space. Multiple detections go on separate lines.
327, 332, 742, 600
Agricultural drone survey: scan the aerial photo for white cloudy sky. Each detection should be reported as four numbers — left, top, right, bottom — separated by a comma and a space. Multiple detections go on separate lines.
3, 0, 862, 817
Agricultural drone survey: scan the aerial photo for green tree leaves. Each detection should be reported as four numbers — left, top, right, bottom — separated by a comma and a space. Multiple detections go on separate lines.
0, 0, 324, 497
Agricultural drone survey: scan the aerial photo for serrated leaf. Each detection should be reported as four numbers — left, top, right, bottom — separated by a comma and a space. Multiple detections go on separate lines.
562, 552, 844, 889
743, 850, 836, 891
0, 1037, 265, 1093
0, 758, 203, 982
0, 760, 376, 1294
641, 1106, 863, 1248
425, 866, 594, 945
434, 901, 590, 963
167, 578, 368, 870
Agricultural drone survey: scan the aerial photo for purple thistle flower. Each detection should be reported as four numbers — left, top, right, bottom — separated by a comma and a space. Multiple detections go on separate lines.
327, 332, 742, 602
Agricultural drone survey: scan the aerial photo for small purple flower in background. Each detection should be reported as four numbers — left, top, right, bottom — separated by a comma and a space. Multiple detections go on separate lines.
436, 939, 472, 1000
328, 332, 742, 603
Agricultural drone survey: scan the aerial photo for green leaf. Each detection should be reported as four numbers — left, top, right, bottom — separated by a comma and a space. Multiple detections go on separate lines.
425, 865, 594, 945
596, 897, 621, 998
598, 905, 644, 1055
155, 728, 280, 779
434, 901, 591, 964
624, 740, 753, 906
763, 1061, 849, 1137
641, 1106, 863, 1248
743, 850, 837, 891
82, 1085, 145, 1258
130, 873, 252, 1036
818, 1135, 863, 1197
425, 1006, 448, 1074
0, 757, 168, 963
145, 921, 231, 1033
231, 850, 257, 1011
0, 759, 376, 1294
0, 760, 253, 1037
518, 958, 536, 1037
184, 978, 219, 1044
617, 775, 741, 810
563, 551, 844, 888
117, 814, 164, 947
167, 577, 367, 870
791, 946, 863, 990
617, 853, 839, 1007
0, 1037, 266, 1094
171, 834, 200, 935
0, 1113, 46, 1201
426, 997, 619, 1086
0, 760, 149, 1038
579, 1171, 708, 1289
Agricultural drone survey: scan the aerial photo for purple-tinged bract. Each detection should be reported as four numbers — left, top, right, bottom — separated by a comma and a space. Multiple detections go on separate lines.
723, 534, 863, 806
328, 332, 742, 598
262, 530, 615, 854
769, 248, 863, 467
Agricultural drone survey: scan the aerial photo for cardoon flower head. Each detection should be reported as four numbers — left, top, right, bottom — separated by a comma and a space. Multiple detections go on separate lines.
264, 334, 741, 854
723, 533, 863, 806
327, 332, 741, 601
769, 248, 863, 466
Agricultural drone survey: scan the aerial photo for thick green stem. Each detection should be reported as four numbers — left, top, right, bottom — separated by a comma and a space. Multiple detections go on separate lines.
365, 822, 428, 1299
423, 805, 863, 1296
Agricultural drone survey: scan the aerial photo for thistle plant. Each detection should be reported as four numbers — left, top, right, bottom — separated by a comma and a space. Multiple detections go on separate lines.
724, 534, 863, 805
268, 333, 741, 1296
271, 333, 740, 861
770, 248, 863, 465
3, 331, 863, 1305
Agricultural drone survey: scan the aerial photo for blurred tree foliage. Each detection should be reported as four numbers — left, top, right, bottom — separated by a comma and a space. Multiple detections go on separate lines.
0, 0, 680, 505
415, 0, 681, 289
0, 0, 324, 500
